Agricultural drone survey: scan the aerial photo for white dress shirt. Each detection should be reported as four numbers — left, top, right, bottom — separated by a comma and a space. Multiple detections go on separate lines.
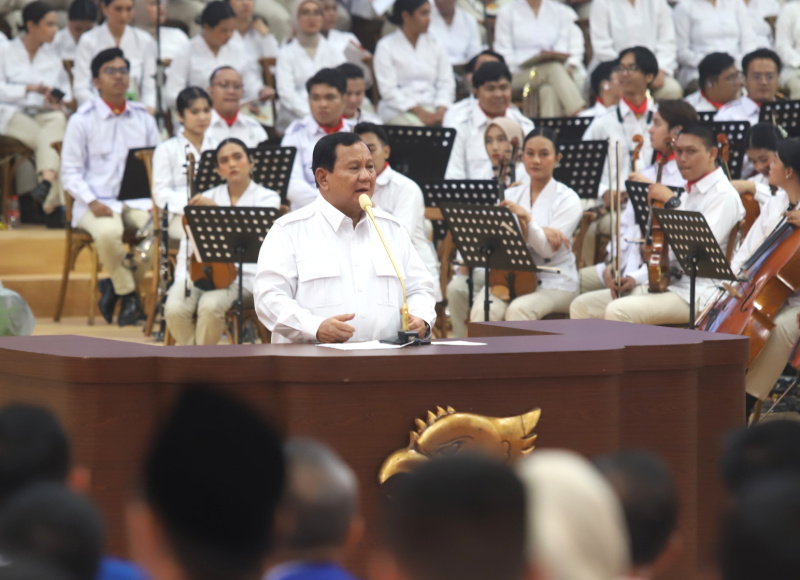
684, 90, 721, 113
156, 26, 190, 62
151, 132, 220, 213
205, 109, 268, 148
372, 166, 442, 301
428, 5, 483, 65
776, 2, 800, 72
747, 171, 782, 207
714, 94, 760, 126
0, 38, 72, 132
175, 180, 281, 291
281, 114, 352, 210
373, 30, 455, 121
578, 99, 610, 117
73, 23, 157, 107
673, 0, 758, 87
746, 0, 779, 48
61, 97, 161, 227
52, 27, 79, 61
325, 29, 362, 58
493, 0, 577, 74
235, 27, 279, 59
445, 101, 534, 180
589, 0, 677, 75
254, 195, 437, 343
504, 177, 583, 292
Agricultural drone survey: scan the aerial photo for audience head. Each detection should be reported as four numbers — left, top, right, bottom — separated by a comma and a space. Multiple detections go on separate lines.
387, 0, 430, 35
675, 124, 718, 181
742, 49, 781, 104
320, 0, 339, 32
590, 60, 621, 107
0, 484, 103, 580
21, 2, 57, 43
91, 47, 130, 102
472, 61, 512, 118
517, 450, 629, 580
466, 50, 505, 76
312, 132, 375, 220
698, 52, 740, 105
434, 0, 455, 18
723, 420, 800, 496
292, 0, 324, 37
484, 118, 524, 178
719, 475, 800, 580
145, 0, 167, 26
335, 63, 366, 119
378, 455, 526, 580
306, 68, 346, 128
649, 100, 698, 153
68, 0, 97, 25
771, 138, 800, 191
520, 127, 561, 184
100, 0, 134, 29
617, 47, 658, 97
201, 1, 236, 49
128, 387, 285, 580
595, 451, 679, 574
227, 0, 256, 21
176, 87, 212, 134
354, 122, 391, 174
208, 66, 244, 118
744, 122, 783, 178
214, 138, 254, 185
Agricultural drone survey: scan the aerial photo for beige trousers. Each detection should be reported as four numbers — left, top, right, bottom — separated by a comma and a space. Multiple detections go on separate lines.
745, 306, 800, 400
595, 285, 690, 324
387, 105, 436, 127
512, 62, 585, 117
446, 269, 486, 338
165, 279, 252, 345
5, 110, 67, 211
651, 75, 684, 100
77, 206, 152, 296
577, 264, 605, 294
470, 286, 577, 322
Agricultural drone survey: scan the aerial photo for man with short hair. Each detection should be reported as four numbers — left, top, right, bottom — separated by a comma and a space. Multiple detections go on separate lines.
716, 49, 783, 126
254, 132, 436, 343
335, 63, 381, 125
283, 68, 351, 210
61, 47, 161, 327
579, 60, 621, 117
445, 61, 534, 180
443, 50, 506, 127
722, 420, 800, 495
685, 52, 742, 113
205, 66, 268, 147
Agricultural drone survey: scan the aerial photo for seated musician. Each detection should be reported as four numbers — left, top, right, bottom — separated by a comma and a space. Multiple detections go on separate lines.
282, 68, 351, 210
684, 53, 741, 114
570, 124, 745, 325
443, 49, 506, 127
336, 63, 381, 125
571, 100, 697, 318
164, 138, 280, 345
152, 87, 218, 242
731, 122, 786, 208
738, 138, 800, 416
716, 49, 782, 127
205, 66, 268, 147
61, 47, 161, 327
254, 132, 436, 343
578, 60, 620, 118
468, 127, 583, 323
445, 61, 534, 180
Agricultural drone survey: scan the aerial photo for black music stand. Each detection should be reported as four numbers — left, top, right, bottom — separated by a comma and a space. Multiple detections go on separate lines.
699, 120, 750, 179
759, 100, 800, 137
439, 203, 538, 322
384, 126, 455, 184
184, 206, 280, 343
652, 208, 737, 328
626, 181, 685, 234
697, 111, 716, 124
194, 146, 296, 205
529, 116, 592, 142
555, 140, 607, 199
118, 147, 155, 201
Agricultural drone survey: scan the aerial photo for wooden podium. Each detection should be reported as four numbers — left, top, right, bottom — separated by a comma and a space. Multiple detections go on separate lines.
0, 320, 747, 580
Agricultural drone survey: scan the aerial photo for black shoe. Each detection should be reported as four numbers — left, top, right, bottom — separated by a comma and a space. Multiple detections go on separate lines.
98, 278, 118, 324
30, 180, 51, 204
18, 193, 46, 224
117, 292, 143, 327
44, 206, 66, 229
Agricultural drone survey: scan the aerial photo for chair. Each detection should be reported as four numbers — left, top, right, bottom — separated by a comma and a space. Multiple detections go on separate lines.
0, 137, 35, 224
572, 210, 598, 269
425, 207, 455, 338
226, 308, 271, 344
365, 55, 380, 106
135, 148, 163, 336
62, 59, 74, 92
258, 57, 279, 140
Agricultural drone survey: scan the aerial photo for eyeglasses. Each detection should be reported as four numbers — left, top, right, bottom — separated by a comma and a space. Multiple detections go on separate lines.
212, 82, 244, 91
749, 72, 777, 82
718, 72, 743, 85
102, 66, 129, 77
614, 64, 640, 74
299, 8, 321, 16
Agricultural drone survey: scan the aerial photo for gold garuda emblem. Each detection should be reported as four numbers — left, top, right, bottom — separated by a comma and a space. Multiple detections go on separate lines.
378, 406, 541, 483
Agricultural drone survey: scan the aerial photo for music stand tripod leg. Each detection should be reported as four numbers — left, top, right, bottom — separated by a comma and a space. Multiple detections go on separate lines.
688, 252, 697, 329
481, 245, 493, 322
236, 248, 245, 345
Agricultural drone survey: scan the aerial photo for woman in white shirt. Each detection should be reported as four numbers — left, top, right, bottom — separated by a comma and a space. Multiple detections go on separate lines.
732, 122, 785, 208
493, 0, 585, 117
428, 0, 482, 66
152, 87, 219, 241
73, 0, 157, 109
469, 126, 583, 322
164, 137, 281, 345
51, 0, 97, 62
0, 2, 71, 214
275, 0, 345, 131
373, 0, 455, 125
776, 1, 800, 99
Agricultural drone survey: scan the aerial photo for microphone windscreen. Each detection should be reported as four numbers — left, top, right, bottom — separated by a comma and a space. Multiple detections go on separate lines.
359, 193, 373, 210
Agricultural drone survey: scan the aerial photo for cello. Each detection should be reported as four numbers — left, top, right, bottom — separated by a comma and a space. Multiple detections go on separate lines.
645, 138, 675, 293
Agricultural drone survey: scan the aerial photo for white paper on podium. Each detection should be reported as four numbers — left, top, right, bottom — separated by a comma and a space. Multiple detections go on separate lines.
316, 340, 408, 351
431, 341, 488, 346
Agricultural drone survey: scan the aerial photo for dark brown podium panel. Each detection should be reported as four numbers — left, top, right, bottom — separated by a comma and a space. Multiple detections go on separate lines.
0, 320, 747, 580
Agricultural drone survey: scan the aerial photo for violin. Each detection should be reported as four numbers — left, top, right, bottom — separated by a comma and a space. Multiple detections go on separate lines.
717, 133, 732, 181
631, 134, 644, 173
645, 138, 675, 293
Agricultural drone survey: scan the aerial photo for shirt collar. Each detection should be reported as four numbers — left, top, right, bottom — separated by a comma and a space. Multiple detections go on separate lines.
376, 164, 394, 187
618, 96, 652, 119
740, 95, 760, 114
95, 96, 130, 120
316, 195, 359, 232
689, 167, 725, 194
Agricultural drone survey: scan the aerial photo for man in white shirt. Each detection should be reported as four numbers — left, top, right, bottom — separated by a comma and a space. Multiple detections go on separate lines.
61, 48, 161, 327
684, 52, 741, 113
254, 132, 437, 343
579, 60, 621, 117
354, 122, 442, 301
445, 61, 533, 180
428, 0, 482, 66
283, 68, 351, 211
205, 66, 268, 147
589, 0, 682, 99
335, 63, 382, 125
443, 49, 506, 127
716, 49, 783, 128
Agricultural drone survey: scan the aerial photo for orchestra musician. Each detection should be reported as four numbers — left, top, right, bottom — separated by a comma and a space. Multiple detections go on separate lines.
683, 52, 742, 113
163, 138, 281, 345
205, 66, 268, 147
716, 49, 783, 128
254, 132, 436, 343
61, 48, 161, 326
468, 127, 583, 323
731, 123, 786, 208
579, 60, 621, 118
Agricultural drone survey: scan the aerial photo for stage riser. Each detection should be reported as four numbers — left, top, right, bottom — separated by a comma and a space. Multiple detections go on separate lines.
2, 228, 94, 276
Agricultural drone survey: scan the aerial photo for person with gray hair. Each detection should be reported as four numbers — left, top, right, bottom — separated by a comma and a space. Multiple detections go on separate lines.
266, 439, 363, 580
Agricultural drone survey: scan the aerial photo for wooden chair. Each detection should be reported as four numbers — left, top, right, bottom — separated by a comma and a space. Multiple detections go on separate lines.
62, 60, 74, 92
572, 211, 598, 269
365, 55, 380, 106
135, 148, 162, 336
0, 137, 35, 224
226, 308, 271, 344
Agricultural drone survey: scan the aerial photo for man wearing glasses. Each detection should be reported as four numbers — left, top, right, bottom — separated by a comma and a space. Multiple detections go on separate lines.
684, 53, 742, 113
716, 49, 783, 127
205, 66, 268, 147
61, 48, 161, 326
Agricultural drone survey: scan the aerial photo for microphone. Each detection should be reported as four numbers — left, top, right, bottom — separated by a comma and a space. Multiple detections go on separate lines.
359, 193, 410, 333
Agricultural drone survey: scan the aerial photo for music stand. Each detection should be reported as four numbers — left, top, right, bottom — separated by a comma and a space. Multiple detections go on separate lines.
697, 111, 716, 124
652, 208, 737, 328
555, 140, 607, 199
625, 181, 685, 234
421, 179, 499, 242
759, 100, 800, 137
529, 116, 592, 142
118, 147, 155, 201
194, 146, 296, 205
698, 120, 750, 179
384, 126, 455, 184
439, 203, 538, 322
184, 206, 280, 343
